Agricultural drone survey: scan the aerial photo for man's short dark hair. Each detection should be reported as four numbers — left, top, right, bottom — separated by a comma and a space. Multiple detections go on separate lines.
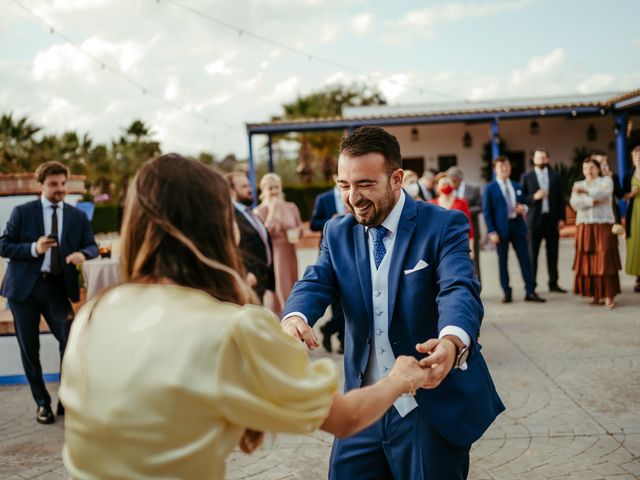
492, 155, 510, 168
224, 170, 247, 190
533, 148, 549, 157
35, 161, 69, 183
339, 126, 402, 175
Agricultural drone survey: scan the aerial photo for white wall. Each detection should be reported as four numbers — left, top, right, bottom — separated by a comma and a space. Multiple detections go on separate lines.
386, 114, 625, 187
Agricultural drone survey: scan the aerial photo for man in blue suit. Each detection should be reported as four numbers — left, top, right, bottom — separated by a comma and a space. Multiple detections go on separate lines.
310, 180, 345, 353
282, 127, 504, 479
0, 161, 98, 424
483, 155, 545, 304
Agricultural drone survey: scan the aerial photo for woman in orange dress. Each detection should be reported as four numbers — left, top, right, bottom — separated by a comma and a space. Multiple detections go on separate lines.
254, 173, 303, 316
430, 172, 475, 258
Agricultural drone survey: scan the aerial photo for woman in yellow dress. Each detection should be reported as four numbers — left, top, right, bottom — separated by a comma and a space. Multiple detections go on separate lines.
623, 145, 640, 291
59, 154, 430, 479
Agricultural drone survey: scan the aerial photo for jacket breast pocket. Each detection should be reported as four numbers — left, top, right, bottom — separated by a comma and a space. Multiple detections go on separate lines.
403, 267, 432, 282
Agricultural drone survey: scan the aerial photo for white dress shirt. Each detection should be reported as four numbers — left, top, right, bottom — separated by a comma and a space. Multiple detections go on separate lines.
456, 181, 466, 199
31, 197, 64, 272
285, 191, 471, 416
534, 167, 550, 213
497, 178, 517, 219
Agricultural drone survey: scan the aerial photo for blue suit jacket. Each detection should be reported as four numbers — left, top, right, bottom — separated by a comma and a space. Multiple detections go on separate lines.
310, 189, 338, 233
482, 180, 528, 240
283, 195, 504, 447
0, 199, 99, 302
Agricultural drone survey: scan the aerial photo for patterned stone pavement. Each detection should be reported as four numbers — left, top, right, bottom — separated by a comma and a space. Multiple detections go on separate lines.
1, 239, 639, 479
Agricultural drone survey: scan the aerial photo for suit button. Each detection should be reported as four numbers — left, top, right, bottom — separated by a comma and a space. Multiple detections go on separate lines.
358, 372, 364, 380
375, 310, 383, 316
365, 337, 371, 344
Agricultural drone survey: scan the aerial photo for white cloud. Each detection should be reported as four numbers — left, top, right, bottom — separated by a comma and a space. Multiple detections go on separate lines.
351, 13, 374, 35
577, 74, 615, 94
378, 74, 411, 101
164, 76, 179, 100
318, 24, 341, 43
274, 76, 300, 96
32, 44, 95, 81
509, 48, 565, 87
384, 0, 530, 42
204, 53, 237, 76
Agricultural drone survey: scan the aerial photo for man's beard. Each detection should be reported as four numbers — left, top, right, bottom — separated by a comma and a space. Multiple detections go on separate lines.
237, 196, 253, 206
349, 187, 395, 227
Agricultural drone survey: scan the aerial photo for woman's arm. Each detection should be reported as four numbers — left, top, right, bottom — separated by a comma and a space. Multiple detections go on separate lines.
320, 356, 427, 438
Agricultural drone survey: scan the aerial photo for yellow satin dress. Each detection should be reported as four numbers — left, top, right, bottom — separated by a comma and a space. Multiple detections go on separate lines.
60, 283, 337, 479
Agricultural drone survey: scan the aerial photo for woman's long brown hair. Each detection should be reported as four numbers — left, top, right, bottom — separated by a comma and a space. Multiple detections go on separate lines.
120, 153, 255, 305
98, 154, 262, 452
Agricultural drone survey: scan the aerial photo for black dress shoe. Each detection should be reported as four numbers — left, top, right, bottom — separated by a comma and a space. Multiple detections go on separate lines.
319, 325, 332, 353
36, 405, 54, 424
525, 293, 546, 302
56, 401, 65, 416
549, 285, 567, 293
501, 294, 512, 303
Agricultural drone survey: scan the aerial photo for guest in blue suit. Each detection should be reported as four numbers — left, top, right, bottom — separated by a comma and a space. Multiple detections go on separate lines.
310, 181, 345, 353
483, 155, 545, 304
282, 127, 504, 479
0, 161, 98, 424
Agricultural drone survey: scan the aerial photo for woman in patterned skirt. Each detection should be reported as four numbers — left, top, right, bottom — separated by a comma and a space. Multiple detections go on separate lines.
570, 157, 621, 309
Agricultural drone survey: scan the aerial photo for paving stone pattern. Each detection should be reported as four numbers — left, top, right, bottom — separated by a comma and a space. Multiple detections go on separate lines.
1, 239, 638, 479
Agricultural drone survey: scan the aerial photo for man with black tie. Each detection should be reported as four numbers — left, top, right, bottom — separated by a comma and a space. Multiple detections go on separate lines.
225, 171, 275, 303
521, 149, 567, 293
483, 156, 545, 303
447, 166, 483, 282
0, 161, 98, 424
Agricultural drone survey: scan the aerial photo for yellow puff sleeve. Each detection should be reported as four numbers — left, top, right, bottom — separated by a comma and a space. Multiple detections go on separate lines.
214, 305, 338, 434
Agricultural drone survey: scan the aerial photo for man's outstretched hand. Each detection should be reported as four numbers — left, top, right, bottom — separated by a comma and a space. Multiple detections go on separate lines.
281, 315, 320, 350
415, 338, 457, 388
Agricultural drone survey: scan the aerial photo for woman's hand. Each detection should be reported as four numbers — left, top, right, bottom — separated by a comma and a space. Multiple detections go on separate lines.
387, 355, 429, 395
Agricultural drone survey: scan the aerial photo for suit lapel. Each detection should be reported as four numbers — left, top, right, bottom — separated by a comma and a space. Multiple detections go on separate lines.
387, 199, 417, 326
353, 223, 373, 322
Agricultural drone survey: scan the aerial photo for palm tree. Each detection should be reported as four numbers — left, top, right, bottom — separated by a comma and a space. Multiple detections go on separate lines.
274, 83, 386, 182
0, 113, 41, 173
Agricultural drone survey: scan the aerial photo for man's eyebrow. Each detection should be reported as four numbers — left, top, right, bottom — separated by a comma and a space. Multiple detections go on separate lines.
338, 178, 377, 184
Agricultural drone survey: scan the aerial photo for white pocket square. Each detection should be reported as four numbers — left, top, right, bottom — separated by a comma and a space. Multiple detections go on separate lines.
404, 259, 429, 275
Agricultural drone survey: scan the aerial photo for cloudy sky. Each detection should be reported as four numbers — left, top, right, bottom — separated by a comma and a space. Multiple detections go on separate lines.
1, 0, 639, 160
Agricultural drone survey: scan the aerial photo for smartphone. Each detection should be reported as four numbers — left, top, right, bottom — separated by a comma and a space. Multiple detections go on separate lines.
47, 234, 58, 245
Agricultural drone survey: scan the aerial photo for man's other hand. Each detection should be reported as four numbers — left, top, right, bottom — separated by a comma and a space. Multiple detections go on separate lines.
415, 338, 456, 389
281, 315, 319, 350
65, 252, 86, 265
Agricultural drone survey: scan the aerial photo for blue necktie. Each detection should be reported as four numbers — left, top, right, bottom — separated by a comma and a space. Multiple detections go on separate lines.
370, 226, 387, 269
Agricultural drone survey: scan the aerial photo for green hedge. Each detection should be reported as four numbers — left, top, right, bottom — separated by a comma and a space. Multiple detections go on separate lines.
91, 203, 121, 234
282, 184, 334, 221
88, 184, 334, 233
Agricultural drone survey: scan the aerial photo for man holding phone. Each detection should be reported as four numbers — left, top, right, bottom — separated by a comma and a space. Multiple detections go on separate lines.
0, 161, 98, 424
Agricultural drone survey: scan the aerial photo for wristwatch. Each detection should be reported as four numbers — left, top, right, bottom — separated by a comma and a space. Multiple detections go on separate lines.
443, 335, 470, 369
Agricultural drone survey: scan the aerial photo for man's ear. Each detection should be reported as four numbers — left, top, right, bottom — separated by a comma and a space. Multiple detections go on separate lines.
391, 169, 404, 189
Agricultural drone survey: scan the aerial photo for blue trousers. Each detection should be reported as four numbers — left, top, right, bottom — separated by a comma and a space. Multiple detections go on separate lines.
10, 276, 73, 407
329, 407, 470, 480
496, 220, 535, 296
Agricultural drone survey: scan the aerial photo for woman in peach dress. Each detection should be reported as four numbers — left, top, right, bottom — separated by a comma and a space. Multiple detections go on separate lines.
254, 173, 303, 315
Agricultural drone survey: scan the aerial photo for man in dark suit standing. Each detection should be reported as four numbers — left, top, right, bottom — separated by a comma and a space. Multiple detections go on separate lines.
521, 149, 567, 293
225, 171, 275, 303
310, 180, 345, 353
282, 127, 504, 479
0, 161, 98, 424
448, 166, 483, 282
483, 156, 545, 304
